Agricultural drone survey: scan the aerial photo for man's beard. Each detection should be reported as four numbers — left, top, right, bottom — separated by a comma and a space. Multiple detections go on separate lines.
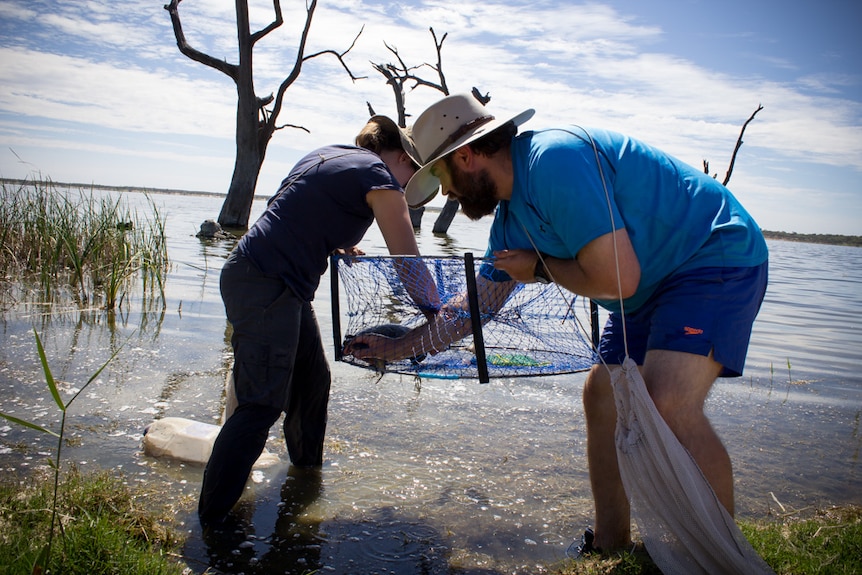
447, 158, 499, 220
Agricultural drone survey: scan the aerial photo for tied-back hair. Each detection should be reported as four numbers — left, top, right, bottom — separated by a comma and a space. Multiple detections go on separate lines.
355, 118, 402, 155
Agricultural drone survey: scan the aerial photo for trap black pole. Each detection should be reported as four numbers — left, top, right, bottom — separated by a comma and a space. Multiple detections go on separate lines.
590, 300, 600, 350
464, 252, 490, 383
329, 254, 343, 361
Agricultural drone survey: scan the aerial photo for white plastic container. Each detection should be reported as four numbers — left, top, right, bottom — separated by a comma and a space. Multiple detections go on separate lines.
142, 417, 220, 465
223, 370, 238, 424
142, 416, 281, 468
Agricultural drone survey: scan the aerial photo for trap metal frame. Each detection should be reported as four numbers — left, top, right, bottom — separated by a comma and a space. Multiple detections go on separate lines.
330, 253, 600, 383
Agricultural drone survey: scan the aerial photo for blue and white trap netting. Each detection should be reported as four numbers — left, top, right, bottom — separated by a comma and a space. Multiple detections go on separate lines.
331, 254, 597, 380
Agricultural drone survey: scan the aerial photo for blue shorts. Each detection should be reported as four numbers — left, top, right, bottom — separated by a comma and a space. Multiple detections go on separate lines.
598, 262, 768, 377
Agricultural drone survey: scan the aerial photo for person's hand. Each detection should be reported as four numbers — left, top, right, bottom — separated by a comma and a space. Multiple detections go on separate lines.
439, 297, 468, 320
343, 332, 391, 362
335, 246, 365, 257
492, 249, 541, 283
343, 323, 415, 363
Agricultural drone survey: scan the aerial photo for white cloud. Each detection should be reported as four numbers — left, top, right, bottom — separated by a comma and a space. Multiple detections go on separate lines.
0, 0, 860, 233
0, 47, 236, 136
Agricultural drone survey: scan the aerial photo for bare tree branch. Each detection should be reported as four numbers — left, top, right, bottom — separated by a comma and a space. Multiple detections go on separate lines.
250, 0, 284, 44
305, 39, 368, 81
401, 28, 449, 96
419, 27, 449, 95
369, 27, 451, 128
471, 87, 491, 105
274, 123, 310, 133
304, 19, 366, 82
266, 5, 364, 138
722, 104, 764, 186
372, 59, 407, 125
164, 0, 238, 80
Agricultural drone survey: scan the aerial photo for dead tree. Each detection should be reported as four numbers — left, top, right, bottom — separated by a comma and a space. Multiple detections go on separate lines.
368, 27, 468, 233
704, 104, 764, 186
164, 0, 364, 229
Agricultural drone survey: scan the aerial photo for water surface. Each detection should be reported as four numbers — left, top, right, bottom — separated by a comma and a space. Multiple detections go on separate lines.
0, 189, 859, 574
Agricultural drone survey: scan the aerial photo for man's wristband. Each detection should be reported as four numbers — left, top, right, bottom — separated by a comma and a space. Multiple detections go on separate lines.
534, 256, 550, 284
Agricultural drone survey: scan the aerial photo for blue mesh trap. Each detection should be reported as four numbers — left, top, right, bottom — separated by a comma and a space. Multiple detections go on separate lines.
331, 253, 598, 382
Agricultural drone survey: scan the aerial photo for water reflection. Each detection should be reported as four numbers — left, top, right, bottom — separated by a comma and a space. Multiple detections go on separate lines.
198, 466, 327, 574
189, 463, 519, 575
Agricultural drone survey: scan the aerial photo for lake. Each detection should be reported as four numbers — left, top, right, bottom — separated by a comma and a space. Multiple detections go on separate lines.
0, 188, 860, 574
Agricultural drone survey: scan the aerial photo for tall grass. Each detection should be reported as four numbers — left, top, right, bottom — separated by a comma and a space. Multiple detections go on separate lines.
0, 177, 168, 311
0, 467, 189, 575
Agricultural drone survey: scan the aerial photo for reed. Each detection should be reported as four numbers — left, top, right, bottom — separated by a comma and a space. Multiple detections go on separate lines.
0, 329, 125, 573
0, 177, 168, 311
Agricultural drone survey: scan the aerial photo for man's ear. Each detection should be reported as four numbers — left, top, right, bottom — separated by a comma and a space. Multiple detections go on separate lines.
451, 146, 475, 170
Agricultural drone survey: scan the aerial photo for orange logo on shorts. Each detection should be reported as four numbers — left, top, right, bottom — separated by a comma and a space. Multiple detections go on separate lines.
684, 326, 704, 335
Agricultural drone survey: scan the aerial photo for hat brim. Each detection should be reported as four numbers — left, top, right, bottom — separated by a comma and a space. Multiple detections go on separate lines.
404, 108, 535, 209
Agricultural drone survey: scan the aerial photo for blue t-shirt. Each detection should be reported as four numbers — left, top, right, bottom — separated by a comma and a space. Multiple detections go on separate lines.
484, 127, 768, 313
237, 145, 402, 301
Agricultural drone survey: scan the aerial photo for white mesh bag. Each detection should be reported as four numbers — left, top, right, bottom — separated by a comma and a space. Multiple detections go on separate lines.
612, 357, 775, 574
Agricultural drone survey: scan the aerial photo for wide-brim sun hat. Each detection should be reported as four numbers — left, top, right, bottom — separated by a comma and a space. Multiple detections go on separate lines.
404, 93, 535, 209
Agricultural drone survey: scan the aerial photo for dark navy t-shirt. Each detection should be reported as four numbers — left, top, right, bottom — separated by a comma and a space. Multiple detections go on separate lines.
237, 145, 402, 301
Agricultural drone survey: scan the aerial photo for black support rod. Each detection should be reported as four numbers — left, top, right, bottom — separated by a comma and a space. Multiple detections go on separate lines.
464, 252, 489, 383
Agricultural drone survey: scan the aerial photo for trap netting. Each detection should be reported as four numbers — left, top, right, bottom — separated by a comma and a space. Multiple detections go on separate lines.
330, 253, 597, 381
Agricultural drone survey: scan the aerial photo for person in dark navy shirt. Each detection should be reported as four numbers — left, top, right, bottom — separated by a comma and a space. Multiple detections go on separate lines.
199, 116, 440, 526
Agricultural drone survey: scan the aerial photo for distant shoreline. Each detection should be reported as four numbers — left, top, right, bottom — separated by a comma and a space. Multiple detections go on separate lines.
0, 177, 262, 200
1, 177, 856, 245
0, 177, 444, 214
759, 230, 861, 247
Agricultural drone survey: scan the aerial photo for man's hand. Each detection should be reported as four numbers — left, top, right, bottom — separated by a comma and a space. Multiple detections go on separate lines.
492, 249, 543, 283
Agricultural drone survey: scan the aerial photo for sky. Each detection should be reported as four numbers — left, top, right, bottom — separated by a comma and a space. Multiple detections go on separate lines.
0, 0, 860, 235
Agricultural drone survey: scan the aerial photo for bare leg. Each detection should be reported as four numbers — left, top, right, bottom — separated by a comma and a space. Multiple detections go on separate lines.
583, 363, 631, 550
583, 349, 732, 550
642, 349, 734, 516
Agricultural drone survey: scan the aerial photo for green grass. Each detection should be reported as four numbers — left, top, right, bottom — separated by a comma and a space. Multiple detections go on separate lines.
0, 467, 189, 575
549, 506, 862, 574
743, 506, 862, 574
4, 470, 857, 575
0, 176, 168, 311
0, 329, 127, 573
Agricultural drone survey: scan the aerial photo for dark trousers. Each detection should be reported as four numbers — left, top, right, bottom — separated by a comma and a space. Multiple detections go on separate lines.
199, 251, 331, 524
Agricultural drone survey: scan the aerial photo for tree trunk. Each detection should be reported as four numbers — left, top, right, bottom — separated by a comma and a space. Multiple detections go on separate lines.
218, 84, 264, 228
432, 198, 459, 233
217, 0, 264, 230
217, 141, 262, 229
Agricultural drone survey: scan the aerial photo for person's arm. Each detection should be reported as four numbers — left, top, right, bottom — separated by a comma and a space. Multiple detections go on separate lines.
344, 275, 517, 362
367, 188, 441, 314
492, 229, 641, 300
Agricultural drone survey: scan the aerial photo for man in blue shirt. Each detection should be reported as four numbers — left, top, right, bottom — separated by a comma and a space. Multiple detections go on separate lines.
345, 94, 768, 555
